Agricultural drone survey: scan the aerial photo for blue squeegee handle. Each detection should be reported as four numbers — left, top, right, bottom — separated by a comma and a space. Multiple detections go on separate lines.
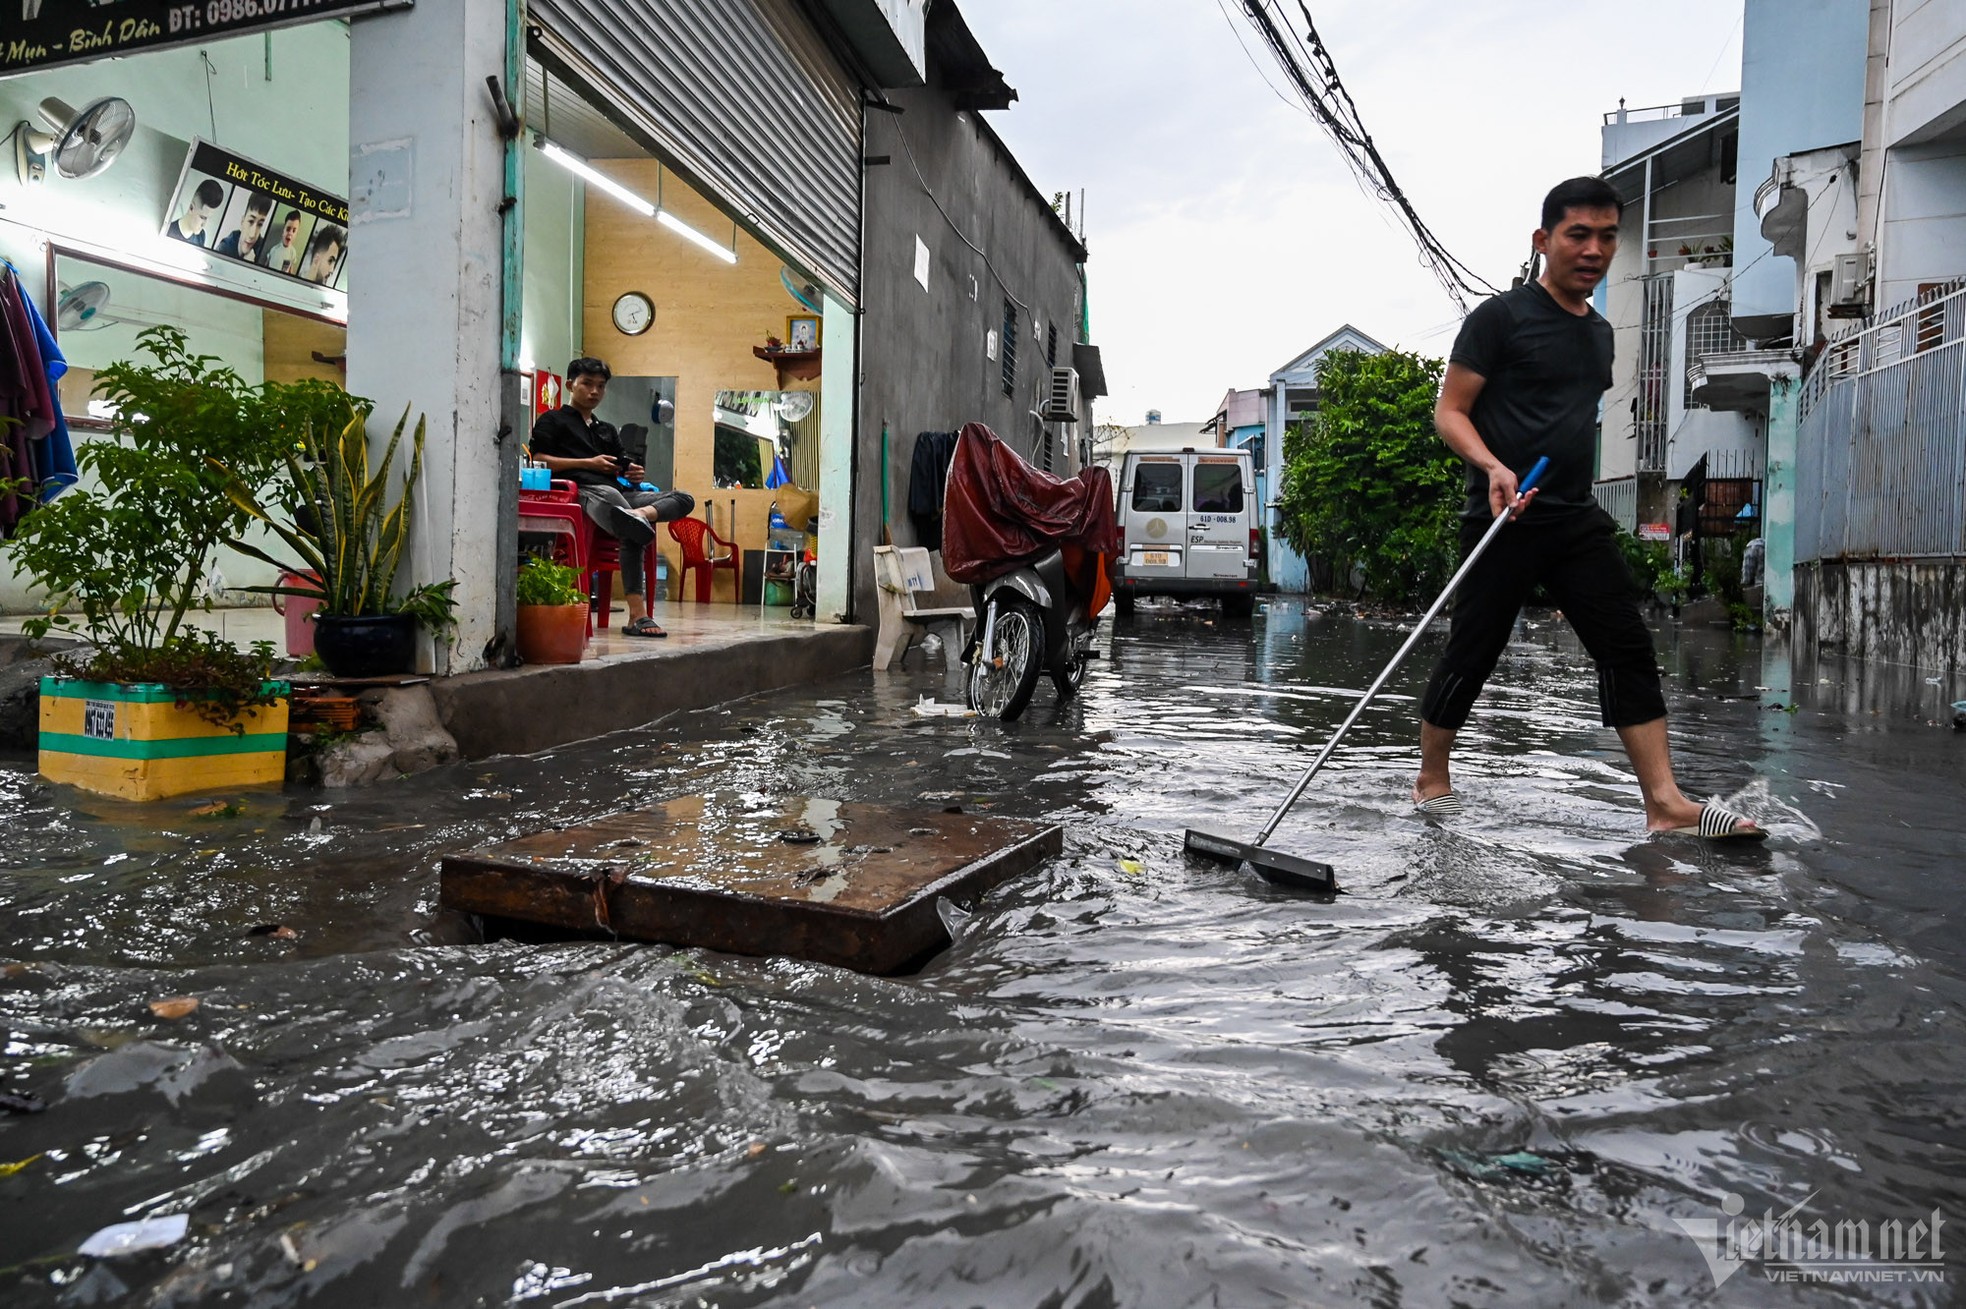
1248, 456, 1550, 848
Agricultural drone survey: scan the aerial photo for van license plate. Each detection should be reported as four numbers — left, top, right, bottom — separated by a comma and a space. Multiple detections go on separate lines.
1142, 550, 1169, 567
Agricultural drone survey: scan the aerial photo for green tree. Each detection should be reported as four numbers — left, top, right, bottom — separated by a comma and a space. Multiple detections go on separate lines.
1274, 348, 1462, 603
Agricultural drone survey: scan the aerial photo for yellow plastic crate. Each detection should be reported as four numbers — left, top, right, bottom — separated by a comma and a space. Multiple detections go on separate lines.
39, 678, 290, 802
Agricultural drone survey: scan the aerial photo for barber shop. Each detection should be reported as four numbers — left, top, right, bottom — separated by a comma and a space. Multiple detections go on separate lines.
0, 0, 866, 671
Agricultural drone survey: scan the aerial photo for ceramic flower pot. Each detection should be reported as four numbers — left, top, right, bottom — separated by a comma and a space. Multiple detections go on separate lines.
312, 613, 417, 678
515, 603, 588, 665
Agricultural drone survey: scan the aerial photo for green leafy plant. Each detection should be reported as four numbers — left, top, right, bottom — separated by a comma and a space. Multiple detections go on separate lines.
1273, 348, 1461, 603
516, 556, 582, 607
4, 327, 335, 703
213, 403, 456, 631
1614, 532, 1672, 598
51, 632, 281, 731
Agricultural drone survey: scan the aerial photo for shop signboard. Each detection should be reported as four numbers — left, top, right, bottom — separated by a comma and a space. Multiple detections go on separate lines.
162, 139, 348, 290
3, 1, 411, 79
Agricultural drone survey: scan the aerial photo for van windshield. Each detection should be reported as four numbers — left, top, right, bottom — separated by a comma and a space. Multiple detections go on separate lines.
1192, 464, 1244, 513
1131, 464, 1183, 513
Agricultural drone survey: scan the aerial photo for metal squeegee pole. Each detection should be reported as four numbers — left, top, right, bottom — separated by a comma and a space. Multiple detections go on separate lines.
1250, 457, 1549, 848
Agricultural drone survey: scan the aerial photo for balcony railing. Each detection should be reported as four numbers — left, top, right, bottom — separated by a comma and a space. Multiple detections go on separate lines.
1604, 95, 1740, 126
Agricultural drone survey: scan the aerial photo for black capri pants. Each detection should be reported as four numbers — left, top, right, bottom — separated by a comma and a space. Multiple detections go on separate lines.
1419, 505, 1666, 731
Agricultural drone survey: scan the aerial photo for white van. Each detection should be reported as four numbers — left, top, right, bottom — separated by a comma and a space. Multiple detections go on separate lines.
1113, 448, 1261, 618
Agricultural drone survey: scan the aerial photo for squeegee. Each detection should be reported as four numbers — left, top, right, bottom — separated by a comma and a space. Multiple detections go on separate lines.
1185, 456, 1551, 892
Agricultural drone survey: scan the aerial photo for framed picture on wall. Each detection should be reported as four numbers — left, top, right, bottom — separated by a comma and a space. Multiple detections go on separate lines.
786, 314, 820, 352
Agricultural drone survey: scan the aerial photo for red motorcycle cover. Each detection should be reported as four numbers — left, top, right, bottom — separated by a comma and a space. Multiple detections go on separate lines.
941, 423, 1121, 603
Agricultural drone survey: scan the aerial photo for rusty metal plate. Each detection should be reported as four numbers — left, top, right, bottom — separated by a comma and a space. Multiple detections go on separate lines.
439, 795, 1062, 973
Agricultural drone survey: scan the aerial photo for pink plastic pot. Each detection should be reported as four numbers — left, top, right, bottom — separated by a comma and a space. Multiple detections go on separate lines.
272, 571, 323, 658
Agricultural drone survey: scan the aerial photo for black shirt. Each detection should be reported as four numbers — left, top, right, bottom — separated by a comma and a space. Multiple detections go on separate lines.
529, 405, 623, 488
1449, 280, 1613, 520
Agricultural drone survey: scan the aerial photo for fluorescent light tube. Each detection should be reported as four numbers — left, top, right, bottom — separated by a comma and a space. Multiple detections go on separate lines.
536, 135, 736, 263
537, 139, 654, 217
657, 209, 738, 264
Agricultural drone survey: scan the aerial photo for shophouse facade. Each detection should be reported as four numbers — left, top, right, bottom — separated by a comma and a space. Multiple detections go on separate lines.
1594, 94, 1759, 538
1684, 0, 1965, 666
1, 0, 1095, 673
1259, 324, 1385, 593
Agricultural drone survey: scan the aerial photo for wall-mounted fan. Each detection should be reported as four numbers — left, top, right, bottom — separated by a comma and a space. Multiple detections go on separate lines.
779, 265, 821, 313
56, 282, 170, 333
773, 391, 816, 423
13, 97, 137, 186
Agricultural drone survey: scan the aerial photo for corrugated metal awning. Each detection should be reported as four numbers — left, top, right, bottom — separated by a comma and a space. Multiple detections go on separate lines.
527, 0, 863, 304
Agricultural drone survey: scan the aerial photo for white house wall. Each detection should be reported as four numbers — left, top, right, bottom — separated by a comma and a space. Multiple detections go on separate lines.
1877, 138, 1966, 308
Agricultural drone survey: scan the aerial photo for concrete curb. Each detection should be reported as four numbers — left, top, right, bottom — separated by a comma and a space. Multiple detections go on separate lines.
428, 624, 875, 759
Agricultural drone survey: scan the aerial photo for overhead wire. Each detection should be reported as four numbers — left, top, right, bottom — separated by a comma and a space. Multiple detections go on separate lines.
1232, 0, 1500, 312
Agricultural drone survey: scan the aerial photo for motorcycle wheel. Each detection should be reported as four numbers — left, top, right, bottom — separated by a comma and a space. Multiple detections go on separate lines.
965, 596, 1044, 721
1052, 650, 1089, 702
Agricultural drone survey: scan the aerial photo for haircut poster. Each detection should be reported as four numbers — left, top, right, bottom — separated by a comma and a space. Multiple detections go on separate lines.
4, 2, 408, 78
162, 140, 349, 291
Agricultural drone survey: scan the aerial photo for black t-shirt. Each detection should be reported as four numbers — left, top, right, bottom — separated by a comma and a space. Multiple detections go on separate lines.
529, 405, 623, 488
1449, 280, 1613, 520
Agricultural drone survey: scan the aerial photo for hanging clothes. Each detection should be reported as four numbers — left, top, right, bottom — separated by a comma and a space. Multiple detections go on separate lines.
0, 266, 51, 537
906, 429, 958, 552
9, 269, 77, 501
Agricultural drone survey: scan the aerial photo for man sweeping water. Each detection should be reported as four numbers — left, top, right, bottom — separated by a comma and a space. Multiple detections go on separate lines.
1411, 176, 1764, 840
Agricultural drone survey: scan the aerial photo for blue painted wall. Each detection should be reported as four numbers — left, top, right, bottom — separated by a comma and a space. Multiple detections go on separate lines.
1733, 0, 1870, 326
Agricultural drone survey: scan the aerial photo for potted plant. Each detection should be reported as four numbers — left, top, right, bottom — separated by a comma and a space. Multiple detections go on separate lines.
214, 402, 457, 678
5, 327, 331, 800
514, 555, 587, 664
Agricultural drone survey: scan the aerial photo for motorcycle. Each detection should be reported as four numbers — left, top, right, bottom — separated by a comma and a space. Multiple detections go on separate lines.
963, 548, 1102, 721
938, 422, 1119, 723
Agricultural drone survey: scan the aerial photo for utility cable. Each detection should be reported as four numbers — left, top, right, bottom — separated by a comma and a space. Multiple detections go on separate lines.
883, 110, 1031, 316
1233, 0, 1499, 312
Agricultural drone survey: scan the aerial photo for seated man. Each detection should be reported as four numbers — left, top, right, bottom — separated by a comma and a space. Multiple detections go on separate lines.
528, 357, 695, 637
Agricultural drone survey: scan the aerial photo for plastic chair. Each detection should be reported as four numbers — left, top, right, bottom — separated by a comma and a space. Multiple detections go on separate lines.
586, 534, 658, 631
668, 517, 741, 603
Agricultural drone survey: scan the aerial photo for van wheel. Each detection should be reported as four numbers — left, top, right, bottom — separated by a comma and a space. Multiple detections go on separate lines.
1222, 593, 1256, 620
965, 596, 1044, 721
1114, 590, 1135, 617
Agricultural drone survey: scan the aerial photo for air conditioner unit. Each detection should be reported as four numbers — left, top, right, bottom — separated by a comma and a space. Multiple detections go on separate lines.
1827, 251, 1872, 317
1042, 366, 1081, 423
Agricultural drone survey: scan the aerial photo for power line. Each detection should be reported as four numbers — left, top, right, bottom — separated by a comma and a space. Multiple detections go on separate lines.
1233, 0, 1500, 312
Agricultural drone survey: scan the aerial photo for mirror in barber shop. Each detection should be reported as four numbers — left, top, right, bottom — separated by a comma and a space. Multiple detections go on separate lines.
592, 376, 677, 495
713, 388, 819, 490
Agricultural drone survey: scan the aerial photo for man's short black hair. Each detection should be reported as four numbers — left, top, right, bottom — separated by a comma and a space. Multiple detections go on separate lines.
568, 357, 612, 382
244, 192, 274, 218
193, 179, 225, 210
1540, 177, 1625, 233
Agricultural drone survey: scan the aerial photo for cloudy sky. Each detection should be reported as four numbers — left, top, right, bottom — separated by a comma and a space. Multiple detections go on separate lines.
961, 0, 1747, 426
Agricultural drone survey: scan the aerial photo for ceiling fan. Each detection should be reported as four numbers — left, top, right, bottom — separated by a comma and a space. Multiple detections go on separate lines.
13, 96, 137, 186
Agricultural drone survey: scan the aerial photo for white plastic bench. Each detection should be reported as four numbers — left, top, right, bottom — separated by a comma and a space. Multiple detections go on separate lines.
872, 545, 974, 671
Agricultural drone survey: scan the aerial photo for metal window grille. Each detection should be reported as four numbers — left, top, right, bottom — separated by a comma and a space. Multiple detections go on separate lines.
1636, 274, 1673, 472
1046, 322, 1058, 370
1001, 299, 1018, 397
1684, 298, 1748, 409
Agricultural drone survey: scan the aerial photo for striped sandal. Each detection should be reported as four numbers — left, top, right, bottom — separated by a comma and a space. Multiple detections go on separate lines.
1667, 799, 1767, 841
1414, 791, 1464, 818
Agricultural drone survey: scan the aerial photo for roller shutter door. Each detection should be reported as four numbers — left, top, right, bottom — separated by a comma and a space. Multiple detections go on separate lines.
528, 0, 862, 303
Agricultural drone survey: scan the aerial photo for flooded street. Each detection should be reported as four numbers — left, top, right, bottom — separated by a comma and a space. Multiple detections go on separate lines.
2, 602, 1961, 1307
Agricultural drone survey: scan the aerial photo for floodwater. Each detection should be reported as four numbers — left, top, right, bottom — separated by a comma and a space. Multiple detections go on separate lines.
1, 600, 1961, 1307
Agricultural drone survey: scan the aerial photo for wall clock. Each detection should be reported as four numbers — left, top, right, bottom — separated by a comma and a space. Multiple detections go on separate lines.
612, 291, 654, 336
